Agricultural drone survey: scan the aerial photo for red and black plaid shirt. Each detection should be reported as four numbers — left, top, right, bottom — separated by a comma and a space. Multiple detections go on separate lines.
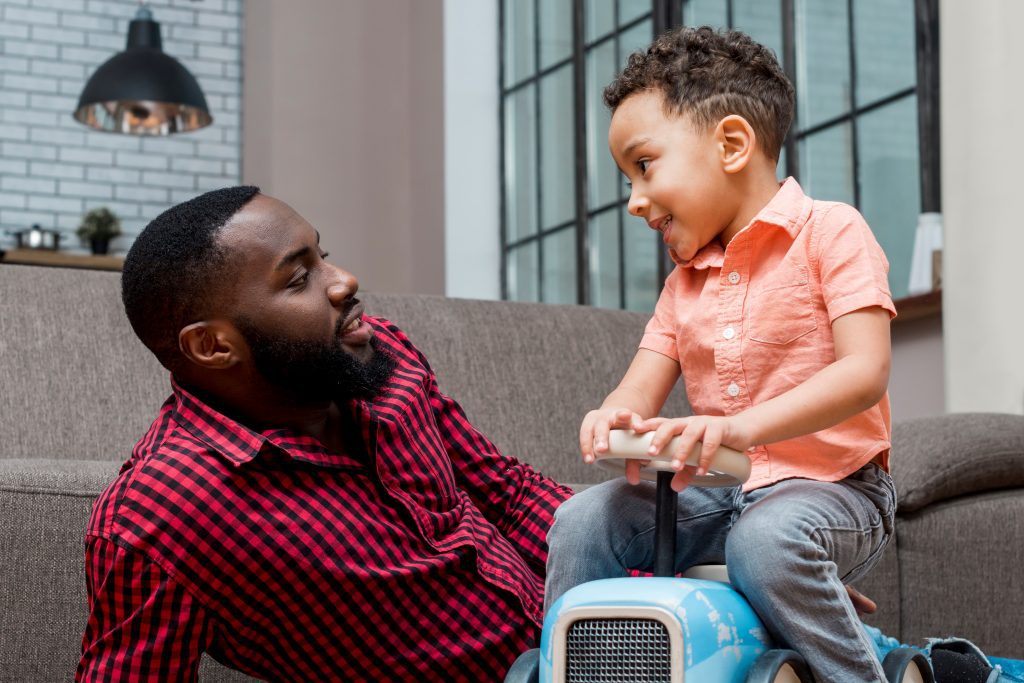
78, 317, 572, 682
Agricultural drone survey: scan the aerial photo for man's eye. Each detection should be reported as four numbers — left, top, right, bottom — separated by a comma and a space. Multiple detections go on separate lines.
288, 272, 310, 288
319, 251, 330, 260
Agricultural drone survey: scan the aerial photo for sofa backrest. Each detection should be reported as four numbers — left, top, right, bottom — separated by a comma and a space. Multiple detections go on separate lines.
0, 264, 688, 485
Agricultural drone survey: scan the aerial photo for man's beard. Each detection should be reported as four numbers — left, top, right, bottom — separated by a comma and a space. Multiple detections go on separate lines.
234, 316, 396, 403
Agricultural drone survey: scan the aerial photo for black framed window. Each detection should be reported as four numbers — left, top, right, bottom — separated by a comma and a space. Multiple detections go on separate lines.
499, 0, 938, 307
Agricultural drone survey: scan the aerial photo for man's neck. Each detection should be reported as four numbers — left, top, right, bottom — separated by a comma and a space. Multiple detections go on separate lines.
178, 374, 343, 445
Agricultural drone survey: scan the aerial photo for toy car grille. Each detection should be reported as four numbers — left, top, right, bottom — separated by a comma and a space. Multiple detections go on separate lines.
564, 618, 672, 682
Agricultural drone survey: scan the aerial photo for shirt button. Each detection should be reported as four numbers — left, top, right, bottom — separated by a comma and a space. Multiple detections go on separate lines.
722, 327, 736, 340
727, 383, 740, 397
728, 271, 741, 284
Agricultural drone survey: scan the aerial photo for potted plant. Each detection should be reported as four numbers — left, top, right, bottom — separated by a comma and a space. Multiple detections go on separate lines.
76, 207, 121, 255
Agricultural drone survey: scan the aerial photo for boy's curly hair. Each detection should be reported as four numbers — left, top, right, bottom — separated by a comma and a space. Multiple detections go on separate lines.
604, 26, 794, 161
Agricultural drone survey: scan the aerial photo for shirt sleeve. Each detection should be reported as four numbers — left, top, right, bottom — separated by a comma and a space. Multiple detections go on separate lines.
814, 204, 898, 322
77, 536, 212, 683
639, 269, 680, 360
429, 381, 573, 574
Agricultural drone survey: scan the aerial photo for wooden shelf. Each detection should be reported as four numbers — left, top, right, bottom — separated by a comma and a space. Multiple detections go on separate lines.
0, 248, 123, 272
893, 289, 941, 323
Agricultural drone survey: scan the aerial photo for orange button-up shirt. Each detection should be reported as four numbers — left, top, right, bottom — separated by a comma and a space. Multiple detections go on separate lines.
640, 178, 896, 491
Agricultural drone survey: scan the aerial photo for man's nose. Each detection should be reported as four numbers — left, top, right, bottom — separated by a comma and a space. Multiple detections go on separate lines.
326, 265, 359, 306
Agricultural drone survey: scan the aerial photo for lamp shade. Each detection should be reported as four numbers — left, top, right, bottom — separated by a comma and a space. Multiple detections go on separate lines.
73, 6, 212, 135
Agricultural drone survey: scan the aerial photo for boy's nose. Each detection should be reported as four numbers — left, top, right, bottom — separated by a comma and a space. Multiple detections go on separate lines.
326, 265, 359, 306
627, 191, 649, 217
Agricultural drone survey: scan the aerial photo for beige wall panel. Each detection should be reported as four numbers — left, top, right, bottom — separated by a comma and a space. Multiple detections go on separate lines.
941, 0, 1024, 414
243, 0, 445, 295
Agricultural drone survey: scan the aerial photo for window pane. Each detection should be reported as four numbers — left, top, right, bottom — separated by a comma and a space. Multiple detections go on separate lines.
799, 123, 854, 204
542, 228, 578, 304
622, 203, 659, 312
733, 0, 783, 62
503, 0, 535, 86
619, 17, 653, 62
795, 0, 851, 129
539, 0, 573, 69
540, 65, 576, 229
588, 207, 621, 308
586, 40, 618, 210
854, 0, 916, 106
683, 0, 727, 29
507, 242, 539, 302
777, 146, 788, 181
619, 0, 650, 26
585, 0, 615, 43
504, 86, 538, 241
857, 95, 920, 300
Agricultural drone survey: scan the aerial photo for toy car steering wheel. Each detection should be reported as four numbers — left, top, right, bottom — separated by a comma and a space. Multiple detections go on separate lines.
592, 429, 751, 487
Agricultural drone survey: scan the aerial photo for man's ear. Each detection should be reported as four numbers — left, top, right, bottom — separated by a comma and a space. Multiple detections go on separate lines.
178, 320, 243, 370
715, 115, 756, 174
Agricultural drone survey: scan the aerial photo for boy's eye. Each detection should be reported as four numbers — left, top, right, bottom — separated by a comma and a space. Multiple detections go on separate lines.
637, 159, 649, 174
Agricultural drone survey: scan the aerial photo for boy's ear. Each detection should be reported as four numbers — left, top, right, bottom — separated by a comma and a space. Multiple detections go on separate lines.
715, 115, 756, 174
178, 320, 244, 370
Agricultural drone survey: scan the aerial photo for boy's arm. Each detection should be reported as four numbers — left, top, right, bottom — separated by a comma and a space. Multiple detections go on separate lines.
737, 306, 891, 445
640, 306, 891, 487
582, 349, 680, 483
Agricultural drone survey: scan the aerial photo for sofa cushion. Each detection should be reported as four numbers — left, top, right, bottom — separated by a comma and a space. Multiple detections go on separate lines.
891, 413, 1024, 513
897, 488, 1024, 659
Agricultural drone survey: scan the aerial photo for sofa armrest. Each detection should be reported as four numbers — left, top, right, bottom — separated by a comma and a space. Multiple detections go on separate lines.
0, 458, 121, 497
890, 413, 1024, 513
0, 458, 121, 681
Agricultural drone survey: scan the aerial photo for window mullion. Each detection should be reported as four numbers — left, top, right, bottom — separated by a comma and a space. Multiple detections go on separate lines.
574, 0, 589, 305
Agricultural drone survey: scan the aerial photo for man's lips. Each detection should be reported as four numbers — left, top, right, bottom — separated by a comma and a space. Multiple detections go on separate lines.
335, 301, 373, 346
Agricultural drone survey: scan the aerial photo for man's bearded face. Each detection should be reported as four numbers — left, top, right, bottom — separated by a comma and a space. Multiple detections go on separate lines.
234, 315, 395, 402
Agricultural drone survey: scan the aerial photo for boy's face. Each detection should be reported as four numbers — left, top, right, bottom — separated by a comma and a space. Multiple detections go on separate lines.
608, 90, 739, 263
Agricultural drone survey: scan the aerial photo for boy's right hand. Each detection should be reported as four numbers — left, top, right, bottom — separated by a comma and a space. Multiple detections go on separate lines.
580, 407, 642, 465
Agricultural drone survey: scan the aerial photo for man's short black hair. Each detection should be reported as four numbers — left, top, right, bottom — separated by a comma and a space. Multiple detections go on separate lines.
122, 185, 260, 370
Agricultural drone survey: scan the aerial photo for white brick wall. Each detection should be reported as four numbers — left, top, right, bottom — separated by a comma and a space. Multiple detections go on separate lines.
0, 0, 242, 252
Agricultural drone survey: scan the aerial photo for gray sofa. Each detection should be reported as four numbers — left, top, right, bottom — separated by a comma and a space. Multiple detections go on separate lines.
1, 263, 1022, 682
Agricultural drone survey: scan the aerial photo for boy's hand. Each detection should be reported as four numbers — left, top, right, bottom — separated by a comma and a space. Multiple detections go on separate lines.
634, 415, 753, 491
580, 407, 642, 465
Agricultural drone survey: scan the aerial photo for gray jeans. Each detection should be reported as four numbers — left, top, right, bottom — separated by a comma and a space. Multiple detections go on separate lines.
545, 463, 896, 682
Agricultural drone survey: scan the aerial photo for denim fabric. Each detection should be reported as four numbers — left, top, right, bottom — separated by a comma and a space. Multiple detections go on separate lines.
546, 463, 896, 682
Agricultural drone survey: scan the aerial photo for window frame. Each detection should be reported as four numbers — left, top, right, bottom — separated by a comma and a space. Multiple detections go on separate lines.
498, 0, 940, 307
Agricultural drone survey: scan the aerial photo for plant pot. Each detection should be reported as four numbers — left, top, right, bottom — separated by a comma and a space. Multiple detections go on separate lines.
89, 238, 110, 255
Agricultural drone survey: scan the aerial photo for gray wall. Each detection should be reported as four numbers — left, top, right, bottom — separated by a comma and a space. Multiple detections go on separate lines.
0, 0, 242, 248
242, 0, 445, 296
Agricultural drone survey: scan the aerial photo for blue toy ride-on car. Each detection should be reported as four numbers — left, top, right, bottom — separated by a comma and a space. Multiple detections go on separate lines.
505, 431, 933, 683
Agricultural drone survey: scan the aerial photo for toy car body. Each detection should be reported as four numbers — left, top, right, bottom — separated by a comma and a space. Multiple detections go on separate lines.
540, 575, 772, 682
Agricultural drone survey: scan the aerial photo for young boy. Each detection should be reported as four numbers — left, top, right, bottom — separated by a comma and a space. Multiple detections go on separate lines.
545, 26, 897, 682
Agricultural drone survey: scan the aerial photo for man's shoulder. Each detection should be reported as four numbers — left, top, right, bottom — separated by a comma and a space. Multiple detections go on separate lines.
89, 406, 232, 537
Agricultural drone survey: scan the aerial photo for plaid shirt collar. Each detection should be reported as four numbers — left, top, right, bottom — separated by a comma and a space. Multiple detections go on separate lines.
168, 375, 366, 470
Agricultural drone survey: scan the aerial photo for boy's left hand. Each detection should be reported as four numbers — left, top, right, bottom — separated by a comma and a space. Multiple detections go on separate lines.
633, 415, 753, 491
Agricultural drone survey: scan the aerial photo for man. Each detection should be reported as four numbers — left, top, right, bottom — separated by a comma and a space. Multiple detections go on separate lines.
77, 186, 572, 681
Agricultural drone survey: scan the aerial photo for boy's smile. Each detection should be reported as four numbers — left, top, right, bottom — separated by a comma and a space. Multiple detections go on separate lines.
608, 90, 748, 263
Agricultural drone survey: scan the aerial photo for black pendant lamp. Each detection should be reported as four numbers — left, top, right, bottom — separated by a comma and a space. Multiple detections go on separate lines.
73, 4, 212, 135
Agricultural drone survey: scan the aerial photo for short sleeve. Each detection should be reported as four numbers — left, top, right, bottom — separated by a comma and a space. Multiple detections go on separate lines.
639, 269, 680, 360
815, 204, 897, 322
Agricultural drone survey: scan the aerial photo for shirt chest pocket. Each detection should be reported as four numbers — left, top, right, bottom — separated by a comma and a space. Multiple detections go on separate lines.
747, 265, 818, 345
